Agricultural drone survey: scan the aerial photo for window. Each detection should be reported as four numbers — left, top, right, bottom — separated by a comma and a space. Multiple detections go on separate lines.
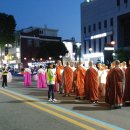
35, 40, 40, 47
124, 0, 128, 4
98, 22, 101, 30
110, 35, 114, 41
89, 40, 91, 48
99, 38, 102, 52
104, 37, 107, 44
27, 39, 32, 47
93, 24, 96, 31
94, 40, 96, 52
84, 26, 86, 34
104, 20, 107, 28
88, 25, 91, 33
110, 18, 113, 26
124, 0, 128, 7
84, 41, 87, 54
117, 0, 120, 6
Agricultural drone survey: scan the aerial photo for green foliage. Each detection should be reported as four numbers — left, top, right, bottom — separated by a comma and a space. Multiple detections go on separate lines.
0, 13, 16, 47
115, 49, 130, 62
36, 41, 68, 59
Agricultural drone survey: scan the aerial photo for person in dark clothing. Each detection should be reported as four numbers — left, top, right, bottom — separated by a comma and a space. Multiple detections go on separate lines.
2, 68, 8, 88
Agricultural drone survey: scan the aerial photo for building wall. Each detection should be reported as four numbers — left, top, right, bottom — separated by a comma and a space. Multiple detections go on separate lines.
81, 0, 130, 55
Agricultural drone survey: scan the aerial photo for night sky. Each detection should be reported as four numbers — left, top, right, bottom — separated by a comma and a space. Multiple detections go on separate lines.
0, 0, 83, 41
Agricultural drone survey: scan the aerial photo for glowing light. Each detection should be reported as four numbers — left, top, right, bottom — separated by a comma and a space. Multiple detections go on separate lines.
104, 47, 114, 50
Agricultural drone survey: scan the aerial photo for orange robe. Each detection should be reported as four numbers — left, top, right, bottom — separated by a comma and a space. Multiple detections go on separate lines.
75, 66, 86, 98
64, 66, 73, 94
84, 67, 99, 101
106, 67, 124, 106
123, 66, 130, 102
73, 69, 77, 93
56, 65, 64, 85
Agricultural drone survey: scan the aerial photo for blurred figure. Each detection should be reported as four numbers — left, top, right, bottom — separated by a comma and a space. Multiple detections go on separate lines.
99, 64, 108, 97
24, 66, 32, 87
7, 66, 12, 83
122, 61, 127, 72
123, 60, 130, 106
37, 65, 47, 88
84, 61, 99, 103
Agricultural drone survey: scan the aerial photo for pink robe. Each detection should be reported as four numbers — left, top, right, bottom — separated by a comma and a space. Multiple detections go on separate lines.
24, 72, 32, 87
37, 72, 47, 88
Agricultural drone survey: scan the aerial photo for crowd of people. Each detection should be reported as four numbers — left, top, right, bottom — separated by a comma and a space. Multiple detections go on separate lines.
1, 59, 130, 109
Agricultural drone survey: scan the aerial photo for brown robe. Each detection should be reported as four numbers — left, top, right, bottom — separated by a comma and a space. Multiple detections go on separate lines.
84, 67, 99, 101
106, 67, 124, 106
123, 66, 130, 102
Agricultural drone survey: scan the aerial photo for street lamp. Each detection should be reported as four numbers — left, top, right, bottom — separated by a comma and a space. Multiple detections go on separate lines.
49, 57, 52, 60
59, 55, 62, 59
88, 48, 93, 53
111, 41, 116, 60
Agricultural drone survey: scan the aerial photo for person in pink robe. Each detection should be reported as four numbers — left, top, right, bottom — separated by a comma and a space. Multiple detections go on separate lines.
37, 65, 47, 88
24, 67, 32, 87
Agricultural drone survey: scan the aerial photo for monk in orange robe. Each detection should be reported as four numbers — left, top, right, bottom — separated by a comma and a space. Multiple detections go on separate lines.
56, 60, 64, 94
123, 60, 130, 106
75, 62, 86, 99
63, 62, 73, 96
106, 60, 124, 109
84, 61, 99, 103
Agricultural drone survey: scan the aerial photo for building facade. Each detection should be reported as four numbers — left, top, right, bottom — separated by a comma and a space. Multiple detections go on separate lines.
81, 0, 130, 63
8, 26, 67, 68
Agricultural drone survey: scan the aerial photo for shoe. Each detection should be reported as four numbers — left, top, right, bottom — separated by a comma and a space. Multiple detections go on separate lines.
52, 99, 57, 102
62, 94, 67, 97
48, 98, 52, 102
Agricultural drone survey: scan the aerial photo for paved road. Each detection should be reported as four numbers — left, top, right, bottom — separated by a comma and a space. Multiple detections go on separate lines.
0, 80, 129, 130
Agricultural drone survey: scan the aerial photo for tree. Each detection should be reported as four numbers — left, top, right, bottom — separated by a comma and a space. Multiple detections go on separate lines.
37, 41, 68, 60
0, 13, 16, 54
115, 49, 130, 62
0, 13, 16, 65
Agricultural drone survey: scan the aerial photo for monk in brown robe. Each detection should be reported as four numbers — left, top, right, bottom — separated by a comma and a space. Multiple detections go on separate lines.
84, 61, 99, 103
63, 62, 73, 96
56, 60, 64, 94
105, 61, 115, 104
106, 60, 124, 109
123, 60, 130, 106
75, 61, 86, 99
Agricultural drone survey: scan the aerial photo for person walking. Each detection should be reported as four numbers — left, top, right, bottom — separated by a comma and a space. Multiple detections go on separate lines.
37, 65, 47, 88
84, 61, 99, 103
24, 66, 32, 87
106, 60, 124, 109
47, 63, 57, 102
2, 68, 8, 88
